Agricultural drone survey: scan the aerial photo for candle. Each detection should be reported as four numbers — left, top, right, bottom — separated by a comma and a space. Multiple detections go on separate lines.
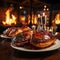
45, 15, 46, 25
44, 25, 46, 30
41, 16, 42, 24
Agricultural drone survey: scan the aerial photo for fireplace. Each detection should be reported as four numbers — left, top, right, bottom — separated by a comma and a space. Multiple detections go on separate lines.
0, 1, 60, 34
0, 4, 31, 33
52, 10, 60, 32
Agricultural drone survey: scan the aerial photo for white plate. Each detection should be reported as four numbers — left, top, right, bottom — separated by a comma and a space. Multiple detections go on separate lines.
11, 39, 60, 52
0, 34, 12, 39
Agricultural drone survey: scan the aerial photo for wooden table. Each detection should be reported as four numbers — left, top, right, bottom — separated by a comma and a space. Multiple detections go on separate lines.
0, 37, 60, 60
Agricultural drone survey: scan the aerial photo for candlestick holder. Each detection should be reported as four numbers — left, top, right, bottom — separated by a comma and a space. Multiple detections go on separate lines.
37, 24, 43, 32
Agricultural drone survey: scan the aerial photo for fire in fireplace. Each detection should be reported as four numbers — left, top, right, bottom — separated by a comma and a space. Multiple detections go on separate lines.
52, 11, 60, 25
2, 7, 17, 26
52, 11, 60, 32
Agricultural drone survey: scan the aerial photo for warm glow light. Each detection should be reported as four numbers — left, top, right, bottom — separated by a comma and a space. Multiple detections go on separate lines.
20, 16, 26, 21
20, 16, 26, 25
2, 8, 17, 26
55, 14, 60, 24
49, 28, 53, 32
52, 12, 60, 25
43, 8, 46, 11
19, 6, 23, 9
42, 12, 45, 16
28, 15, 30, 24
44, 5, 47, 8
34, 16, 37, 24
38, 14, 40, 18
20, 15, 30, 25
32, 25, 36, 31
32, 15, 37, 25
47, 8, 49, 11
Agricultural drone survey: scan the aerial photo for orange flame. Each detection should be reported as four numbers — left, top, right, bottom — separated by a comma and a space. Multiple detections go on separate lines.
32, 14, 37, 25
2, 8, 17, 26
55, 13, 60, 24
20, 16, 27, 25
27, 15, 30, 25
52, 12, 60, 25
20, 15, 30, 25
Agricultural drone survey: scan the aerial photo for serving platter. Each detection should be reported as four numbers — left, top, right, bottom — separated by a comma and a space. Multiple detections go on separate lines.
11, 39, 60, 52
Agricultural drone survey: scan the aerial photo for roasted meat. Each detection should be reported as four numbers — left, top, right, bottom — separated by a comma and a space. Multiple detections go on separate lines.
30, 31, 56, 48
